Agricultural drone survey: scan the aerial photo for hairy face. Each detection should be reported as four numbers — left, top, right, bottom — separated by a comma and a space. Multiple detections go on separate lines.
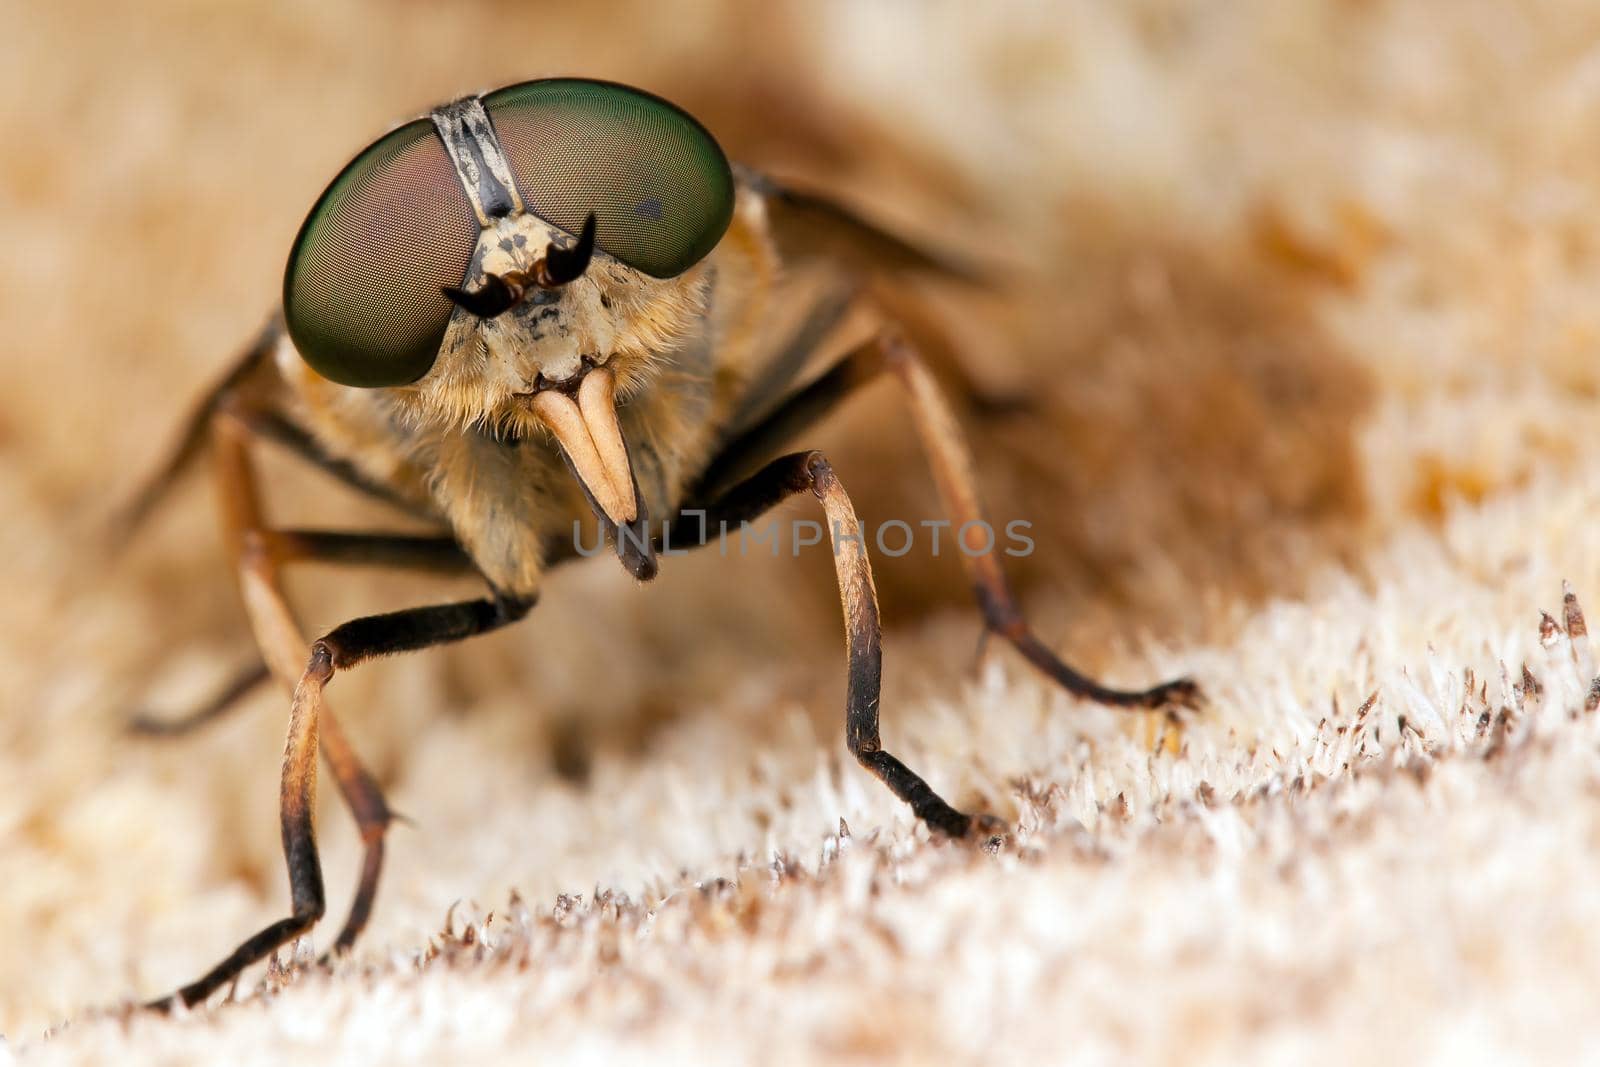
393, 211, 713, 439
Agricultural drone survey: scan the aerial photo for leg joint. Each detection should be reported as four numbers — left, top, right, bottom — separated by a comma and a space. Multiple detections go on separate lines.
305, 642, 336, 681
237, 527, 272, 571
975, 583, 1024, 634
801, 451, 834, 497
876, 327, 914, 368
294, 897, 327, 925
847, 734, 881, 758
492, 591, 536, 624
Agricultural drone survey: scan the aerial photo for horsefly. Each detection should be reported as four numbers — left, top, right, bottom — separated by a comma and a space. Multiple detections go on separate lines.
122, 78, 1199, 1010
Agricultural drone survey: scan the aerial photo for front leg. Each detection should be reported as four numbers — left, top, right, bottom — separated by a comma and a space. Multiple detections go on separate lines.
667, 451, 975, 839
149, 410, 535, 1011
150, 590, 533, 1011
148, 644, 329, 1011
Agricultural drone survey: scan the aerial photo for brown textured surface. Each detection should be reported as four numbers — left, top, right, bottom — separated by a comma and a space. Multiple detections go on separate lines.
5, 1, 1600, 1063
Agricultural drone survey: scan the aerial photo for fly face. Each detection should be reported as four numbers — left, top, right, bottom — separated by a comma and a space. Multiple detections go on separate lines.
435, 208, 710, 526
282, 78, 736, 528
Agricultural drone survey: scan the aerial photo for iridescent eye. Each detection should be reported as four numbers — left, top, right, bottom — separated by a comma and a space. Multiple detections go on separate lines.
483, 79, 734, 279
283, 119, 478, 388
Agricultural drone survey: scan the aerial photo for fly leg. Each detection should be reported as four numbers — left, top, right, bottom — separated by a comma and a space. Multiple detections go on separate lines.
148, 408, 387, 1008
665, 451, 975, 840
114, 317, 282, 536
115, 315, 439, 534
129, 531, 475, 736
120, 317, 469, 740
149, 409, 524, 1009
875, 330, 1198, 710
698, 328, 1198, 711
128, 660, 271, 737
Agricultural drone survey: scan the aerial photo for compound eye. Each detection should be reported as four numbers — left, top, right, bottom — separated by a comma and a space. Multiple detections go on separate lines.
284, 119, 478, 388
483, 79, 734, 279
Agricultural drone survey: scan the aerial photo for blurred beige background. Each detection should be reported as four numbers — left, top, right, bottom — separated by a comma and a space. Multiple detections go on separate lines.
4, 1, 1600, 1063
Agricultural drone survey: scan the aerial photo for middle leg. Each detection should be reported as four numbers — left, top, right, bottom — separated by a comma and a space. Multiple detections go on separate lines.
696, 329, 1198, 711
129, 529, 477, 737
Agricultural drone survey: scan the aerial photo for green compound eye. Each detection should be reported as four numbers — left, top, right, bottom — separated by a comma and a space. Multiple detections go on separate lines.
483, 79, 734, 279
284, 119, 478, 388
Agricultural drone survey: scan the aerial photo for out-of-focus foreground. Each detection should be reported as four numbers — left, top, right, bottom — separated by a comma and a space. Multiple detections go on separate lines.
3, 2, 1600, 1063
